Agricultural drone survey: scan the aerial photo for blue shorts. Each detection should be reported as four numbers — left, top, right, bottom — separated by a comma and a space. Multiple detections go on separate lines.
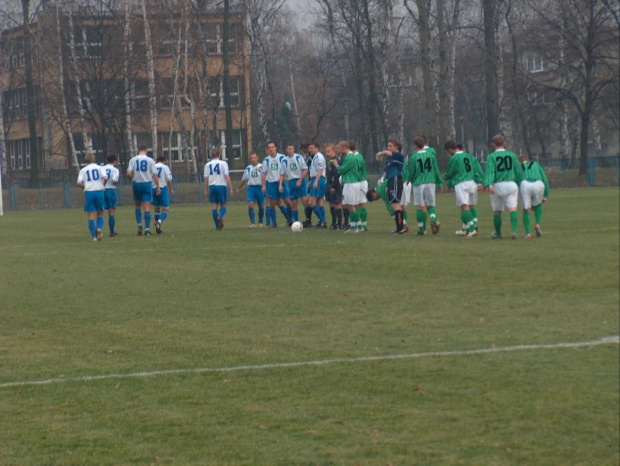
267, 181, 289, 200
209, 185, 228, 204
288, 178, 308, 200
152, 187, 170, 207
309, 177, 326, 199
246, 185, 265, 205
104, 189, 117, 209
84, 191, 105, 212
133, 182, 153, 203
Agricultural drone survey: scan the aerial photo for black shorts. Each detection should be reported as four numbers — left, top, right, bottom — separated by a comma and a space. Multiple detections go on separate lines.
326, 186, 343, 205
387, 176, 403, 204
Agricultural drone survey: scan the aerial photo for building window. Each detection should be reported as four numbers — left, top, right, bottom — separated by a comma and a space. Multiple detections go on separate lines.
219, 129, 243, 160
133, 133, 154, 158
73, 134, 104, 164
528, 90, 550, 106
7, 138, 34, 170
209, 76, 241, 108
3, 37, 25, 70
4, 88, 28, 120
157, 27, 176, 56
525, 54, 546, 73
202, 23, 238, 54
74, 26, 103, 58
161, 131, 196, 162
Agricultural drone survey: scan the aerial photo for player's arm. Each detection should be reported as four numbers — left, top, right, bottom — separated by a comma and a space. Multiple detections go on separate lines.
77, 170, 85, 188
298, 168, 308, 187
237, 169, 248, 193
166, 175, 173, 195
126, 161, 134, 179
314, 168, 323, 188
226, 174, 233, 195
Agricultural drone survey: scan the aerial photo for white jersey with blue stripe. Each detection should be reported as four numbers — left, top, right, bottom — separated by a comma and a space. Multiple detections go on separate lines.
262, 155, 284, 183
78, 163, 106, 191
102, 164, 120, 190
242, 163, 264, 186
286, 153, 307, 179
154, 163, 172, 188
127, 154, 157, 183
204, 159, 230, 186
310, 152, 326, 178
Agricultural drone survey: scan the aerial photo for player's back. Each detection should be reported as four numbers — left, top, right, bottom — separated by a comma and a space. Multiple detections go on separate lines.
410, 150, 438, 185
102, 164, 119, 189
204, 159, 229, 185
154, 162, 172, 188
128, 154, 156, 183
78, 163, 106, 191
485, 149, 520, 185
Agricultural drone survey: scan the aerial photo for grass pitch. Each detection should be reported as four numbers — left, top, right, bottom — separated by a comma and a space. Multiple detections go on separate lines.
1, 188, 618, 464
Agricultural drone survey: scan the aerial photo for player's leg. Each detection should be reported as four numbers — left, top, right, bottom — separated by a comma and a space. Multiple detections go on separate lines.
490, 191, 503, 238
87, 211, 97, 240
534, 203, 543, 236
248, 200, 256, 226
133, 183, 143, 234
96, 210, 104, 240
108, 207, 117, 236
211, 201, 220, 229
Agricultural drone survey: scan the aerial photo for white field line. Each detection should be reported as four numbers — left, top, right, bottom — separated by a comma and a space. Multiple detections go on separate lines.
1, 335, 618, 389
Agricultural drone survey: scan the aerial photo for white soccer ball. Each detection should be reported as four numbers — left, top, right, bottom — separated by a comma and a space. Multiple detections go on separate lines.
291, 221, 303, 233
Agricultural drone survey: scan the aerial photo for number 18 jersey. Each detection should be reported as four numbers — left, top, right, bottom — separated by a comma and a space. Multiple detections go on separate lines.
127, 154, 156, 183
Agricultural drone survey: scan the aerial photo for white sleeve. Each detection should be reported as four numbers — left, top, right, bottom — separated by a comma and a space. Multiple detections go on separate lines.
241, 167, 250, 182
203, 163, 209, 179
112, 168, 120, 183
77, 169, 84, 184
222, 162, 229, 175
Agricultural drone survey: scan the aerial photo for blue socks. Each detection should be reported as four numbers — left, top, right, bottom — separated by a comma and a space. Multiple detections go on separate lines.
96, 216, 104, 231
144, 211, 151, 230
266, 206, 272, 226
258, 207, 265, 224
220, 207, 227, 218
135, 208, 142, 226
212, 209, 219, 228
313, 205, 326, 223
88, 219, 96, 238
159, 211, 168, 224
292, 210, 299, 222
109, 215, 115, 234
249, 207, 255, 224
271, 208, 277, 226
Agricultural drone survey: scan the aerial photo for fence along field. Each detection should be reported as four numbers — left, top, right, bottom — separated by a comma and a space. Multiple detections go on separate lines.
2, 155, 619, 211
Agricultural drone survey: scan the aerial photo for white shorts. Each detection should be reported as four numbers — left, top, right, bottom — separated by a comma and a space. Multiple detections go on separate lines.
520, 180, 545, 210
401, 182, 411, 206
343, 182, 366, 206
454, 180, 477, 207
490, 181, 518, 211
413, 183, 436, 207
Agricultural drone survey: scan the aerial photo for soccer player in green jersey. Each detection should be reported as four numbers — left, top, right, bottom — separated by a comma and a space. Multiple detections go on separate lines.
519, 153, 549, 238
408, 137, 444, 235
444, 140, 484, 237
483, 135, 522, 239
333, 141, 367, 232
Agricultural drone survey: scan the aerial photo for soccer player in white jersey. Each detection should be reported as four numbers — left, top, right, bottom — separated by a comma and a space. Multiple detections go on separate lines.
153, 155, 174, 234
127, 145, 160, 236
261, 141, 289, 227
285, 143, 309, 223
204, 149, 233, 230
77, 152, 107, 242
102, 155, 120, 237
237, 152, 265, 227
307, 142, 328, 228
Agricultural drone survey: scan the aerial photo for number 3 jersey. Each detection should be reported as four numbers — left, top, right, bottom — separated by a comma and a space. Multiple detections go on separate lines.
77, 163, 106, 191
204, 159, 230, 186
127, 154, 157, 183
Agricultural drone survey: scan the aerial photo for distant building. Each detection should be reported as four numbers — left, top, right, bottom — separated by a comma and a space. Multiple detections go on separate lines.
1, 3, 252, 184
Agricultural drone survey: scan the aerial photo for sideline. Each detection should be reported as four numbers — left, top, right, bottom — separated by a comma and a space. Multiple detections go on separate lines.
1, 335, 618, 389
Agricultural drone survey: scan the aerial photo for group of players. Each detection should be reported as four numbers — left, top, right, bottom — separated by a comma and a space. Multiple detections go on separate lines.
78, 134, 549, 241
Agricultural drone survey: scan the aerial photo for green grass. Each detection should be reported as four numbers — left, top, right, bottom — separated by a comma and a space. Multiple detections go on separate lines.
1, 188, 618, 464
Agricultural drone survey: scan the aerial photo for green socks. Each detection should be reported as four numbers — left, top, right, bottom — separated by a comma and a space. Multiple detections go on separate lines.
534, 204, 543, 225
493, 214, 502, 235
416, 209, 426, 232
510, 211, 518, 234
523, 211, 531, 235
428, 206, 438, 222
403, 210, 408, 225
470, 208, 478, 228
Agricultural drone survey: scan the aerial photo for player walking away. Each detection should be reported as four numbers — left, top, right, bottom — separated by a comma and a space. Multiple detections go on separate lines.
444, 140, 484, 238
376, 139, 406, 234
408, 137, 444, 235
277, 150, 294, 225
349, 141, 368, 231
307, 142, 328, 228
285, 144, 309, 224
153, 156, 174, 234
325, 143, 344, 230
483, 135, 522, 239
102, 155, 120, 237
519, 153, 549, 239
127, 145, 160, 236
333, 141, 365, 232
237, 152, 265, 227
77, 153, 106, 242
262, 141, 289, 227
204, 149, 233, 230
